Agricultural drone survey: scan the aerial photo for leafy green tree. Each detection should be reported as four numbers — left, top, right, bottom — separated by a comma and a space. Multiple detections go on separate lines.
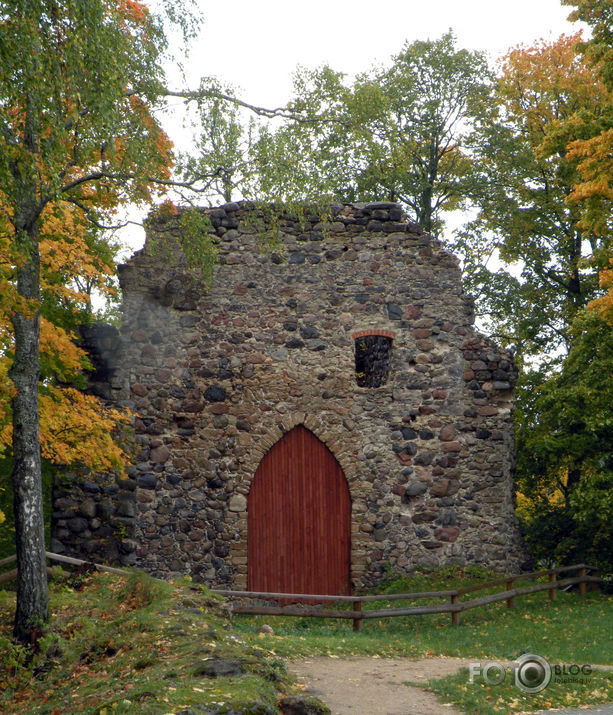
517, 313, 613, 503
457, 34, 610, 361
354, 32, 491, 235
176, 79, 259, 205
456, 31, 613, 574
516, 312, 613, 572
251, 66, 352, 207
253, 32, 491, 236
0, 0, 198, 644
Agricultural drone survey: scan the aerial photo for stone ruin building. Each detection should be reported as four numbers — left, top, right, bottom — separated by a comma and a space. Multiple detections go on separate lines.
52, 201, 526, 594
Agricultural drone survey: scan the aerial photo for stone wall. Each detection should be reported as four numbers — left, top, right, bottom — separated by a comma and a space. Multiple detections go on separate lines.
51, 201, 527, 589
50, 324, 140, 566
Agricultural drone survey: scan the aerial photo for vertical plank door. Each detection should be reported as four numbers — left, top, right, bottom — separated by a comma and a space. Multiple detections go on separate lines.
248, 425, 351, 596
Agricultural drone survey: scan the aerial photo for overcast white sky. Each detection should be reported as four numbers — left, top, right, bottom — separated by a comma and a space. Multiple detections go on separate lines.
181, 0, 582, 106
119, 0, 584, 255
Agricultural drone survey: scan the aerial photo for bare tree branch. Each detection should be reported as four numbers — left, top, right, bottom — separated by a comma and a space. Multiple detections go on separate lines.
0, 118, 17, 146
60, 195, 140, 231
164, 88, 338, 124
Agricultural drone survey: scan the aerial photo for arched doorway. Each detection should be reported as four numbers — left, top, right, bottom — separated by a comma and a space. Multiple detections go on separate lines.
248, 425, 351, 595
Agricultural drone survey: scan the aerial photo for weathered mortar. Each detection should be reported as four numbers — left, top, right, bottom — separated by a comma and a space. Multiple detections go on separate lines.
51, 201, 527, 588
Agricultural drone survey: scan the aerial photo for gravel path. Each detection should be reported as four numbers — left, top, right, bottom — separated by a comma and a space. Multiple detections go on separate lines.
288, 656, 473, 715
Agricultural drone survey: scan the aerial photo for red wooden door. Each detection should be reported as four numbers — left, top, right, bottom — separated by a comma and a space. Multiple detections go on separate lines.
248, 425, 351, 596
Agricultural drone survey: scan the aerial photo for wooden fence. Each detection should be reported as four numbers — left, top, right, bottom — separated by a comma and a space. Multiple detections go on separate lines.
212, 563, 602, 630
0, 551, 130, 586
0, 554, 601, 629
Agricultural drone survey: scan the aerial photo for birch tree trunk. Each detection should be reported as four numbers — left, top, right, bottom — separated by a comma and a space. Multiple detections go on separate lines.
9, 211, 49, 643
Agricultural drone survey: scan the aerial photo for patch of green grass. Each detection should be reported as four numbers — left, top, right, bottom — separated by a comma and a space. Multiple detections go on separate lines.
377, 563, 501, 593
417, 665, 613, 714
0, 570, 299, 714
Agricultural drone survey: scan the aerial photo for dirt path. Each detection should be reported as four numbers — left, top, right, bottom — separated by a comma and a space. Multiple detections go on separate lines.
288, 656, 475, 715
289, 658, 613, 715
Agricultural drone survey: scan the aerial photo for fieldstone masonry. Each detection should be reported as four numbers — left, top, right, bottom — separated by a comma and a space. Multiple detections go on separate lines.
51, 201, 526, 589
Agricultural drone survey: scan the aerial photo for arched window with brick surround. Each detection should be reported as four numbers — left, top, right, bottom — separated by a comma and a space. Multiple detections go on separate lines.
352, 330, 395, 387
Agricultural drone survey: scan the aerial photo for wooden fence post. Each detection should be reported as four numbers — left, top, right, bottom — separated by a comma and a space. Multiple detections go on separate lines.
506, 579, 515, 608
548, 572, 556, 601
579, 568, 587, 597
590, 570, 600, 593
451, 594, 460, 626
353, 600, 362, 632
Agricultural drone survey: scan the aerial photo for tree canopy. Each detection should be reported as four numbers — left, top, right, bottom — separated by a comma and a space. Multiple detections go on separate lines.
457, 33, 609, 361
503, 3, 613, 573
560, 1, 613, 240
0, 0, 195, 643
251, 32, 490, 236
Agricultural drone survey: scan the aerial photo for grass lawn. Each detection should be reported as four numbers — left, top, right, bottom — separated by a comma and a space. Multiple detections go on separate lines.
417, 665, 613, 715
235, 589, 612, 664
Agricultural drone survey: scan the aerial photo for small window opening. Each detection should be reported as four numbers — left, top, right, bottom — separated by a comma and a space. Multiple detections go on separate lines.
355, 334, 393, 387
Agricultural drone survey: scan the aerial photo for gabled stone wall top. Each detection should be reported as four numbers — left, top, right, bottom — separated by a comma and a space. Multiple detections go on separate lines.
52, 201, 526, 588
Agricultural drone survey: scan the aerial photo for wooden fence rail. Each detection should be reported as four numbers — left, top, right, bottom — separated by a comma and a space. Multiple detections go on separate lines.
0, 554, 602, 629
0, 551, 131, 585
211, 563, 602, 630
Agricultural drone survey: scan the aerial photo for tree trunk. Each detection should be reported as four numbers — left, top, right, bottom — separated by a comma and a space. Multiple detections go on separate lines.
418, 185, 434, 234
565, 466, 581, 508
9, 221, 49, 644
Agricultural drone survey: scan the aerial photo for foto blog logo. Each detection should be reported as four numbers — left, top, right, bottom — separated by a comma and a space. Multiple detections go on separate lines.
469, 654, 551, 693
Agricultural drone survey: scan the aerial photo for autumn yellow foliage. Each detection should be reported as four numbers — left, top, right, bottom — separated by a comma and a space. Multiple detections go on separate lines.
560, 3, 613, 325
0, 202, 130, 474
562, 2, 613, 236
516, 487, 565, 523
567, 126, 613, 237
499, 34, 603, 142
588, 259, 613, 324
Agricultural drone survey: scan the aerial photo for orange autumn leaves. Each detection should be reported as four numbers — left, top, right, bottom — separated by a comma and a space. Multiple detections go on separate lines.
37, 386, 129, 470
588, 261, 613, 324
498, 33, 604, 150
39, 207, 117, 306
0, 203, 130, 472
0, 0, 174, 485
502, 32, 613, 326
568, 129, 613, 216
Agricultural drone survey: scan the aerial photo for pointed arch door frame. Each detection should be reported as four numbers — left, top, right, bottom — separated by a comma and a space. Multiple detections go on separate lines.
247, 425, 351, 596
